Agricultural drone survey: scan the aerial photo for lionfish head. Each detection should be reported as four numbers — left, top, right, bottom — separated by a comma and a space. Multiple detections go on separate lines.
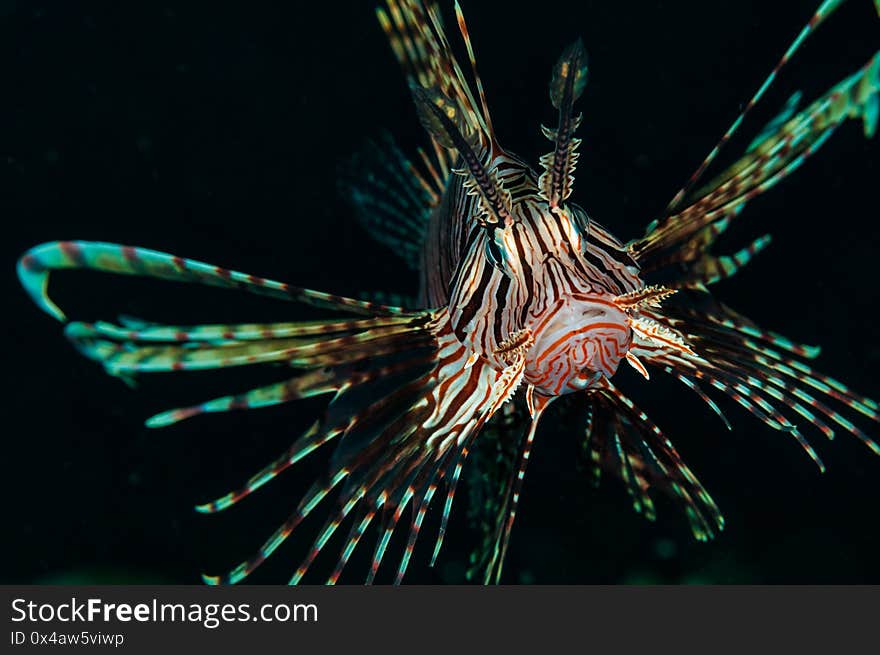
411, 27, 658, 395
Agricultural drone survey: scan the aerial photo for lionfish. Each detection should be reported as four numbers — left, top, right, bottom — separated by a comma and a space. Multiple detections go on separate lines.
17, 0, 880, 584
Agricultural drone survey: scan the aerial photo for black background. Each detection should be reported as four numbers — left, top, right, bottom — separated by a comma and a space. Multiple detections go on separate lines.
2, 0, 879, 584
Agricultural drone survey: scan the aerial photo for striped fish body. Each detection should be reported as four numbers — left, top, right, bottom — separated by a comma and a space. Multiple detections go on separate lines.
420, 147, 643, 392
16, 0, 880, 584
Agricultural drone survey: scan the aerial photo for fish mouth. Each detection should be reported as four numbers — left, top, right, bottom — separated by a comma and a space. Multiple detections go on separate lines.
523, 294, 632, 395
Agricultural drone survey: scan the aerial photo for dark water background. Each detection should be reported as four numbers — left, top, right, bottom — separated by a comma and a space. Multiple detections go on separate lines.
3, 0, 879, 584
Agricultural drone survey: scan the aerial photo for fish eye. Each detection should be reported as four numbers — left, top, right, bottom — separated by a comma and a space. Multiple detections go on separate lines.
485, 232, 505, 268
484, 226, 513, 272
